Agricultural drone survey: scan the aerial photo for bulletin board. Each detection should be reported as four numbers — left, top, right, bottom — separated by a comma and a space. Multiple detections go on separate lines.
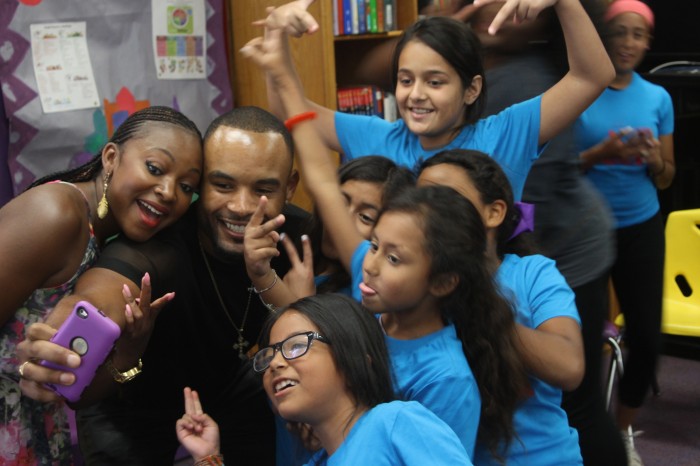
0, 0, 233, 202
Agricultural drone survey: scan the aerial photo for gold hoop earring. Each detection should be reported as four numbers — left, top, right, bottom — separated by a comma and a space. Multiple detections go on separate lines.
97, 173, 111, 219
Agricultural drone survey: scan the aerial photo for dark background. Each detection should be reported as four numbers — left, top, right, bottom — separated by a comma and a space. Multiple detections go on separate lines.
640, 0, 700, 218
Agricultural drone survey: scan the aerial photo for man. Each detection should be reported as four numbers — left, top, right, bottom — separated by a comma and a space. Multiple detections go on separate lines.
18, 106, 308, 465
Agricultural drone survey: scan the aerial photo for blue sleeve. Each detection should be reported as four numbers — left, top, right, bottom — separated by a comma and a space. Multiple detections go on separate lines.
350, 241, 371, 302
478, 96, 542, 200
658, 88, 674, 136
391, 403, 474, 465
525, 256, 581, 328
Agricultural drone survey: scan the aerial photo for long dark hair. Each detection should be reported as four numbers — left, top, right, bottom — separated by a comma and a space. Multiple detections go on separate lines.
28, 106, 201, 190
259, 294, 395, 413
312, 156, 414, 294
392, 16, 486, 126
420, 149, 537, 258
379, 185, 528, 459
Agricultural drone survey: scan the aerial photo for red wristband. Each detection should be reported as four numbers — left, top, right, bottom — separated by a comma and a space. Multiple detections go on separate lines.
284, 111, 317, 131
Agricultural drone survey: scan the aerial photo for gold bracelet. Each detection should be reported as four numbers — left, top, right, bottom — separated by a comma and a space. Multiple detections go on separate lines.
252, 270, 278, 294
194, 454, 224, 466
652, 159, 666, 177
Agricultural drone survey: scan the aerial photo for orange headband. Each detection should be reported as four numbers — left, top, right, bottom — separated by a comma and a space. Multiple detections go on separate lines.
604, 0, 654, 29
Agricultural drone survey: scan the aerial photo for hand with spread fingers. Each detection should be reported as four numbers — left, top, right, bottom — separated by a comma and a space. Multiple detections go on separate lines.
279, 232, 315, 301
473, 0, 559, 35
244, 196, 284, 283
120, 272, 174, 356
176, 387, 221, 462
252, 0, 318, 38
244, 196, 311, 309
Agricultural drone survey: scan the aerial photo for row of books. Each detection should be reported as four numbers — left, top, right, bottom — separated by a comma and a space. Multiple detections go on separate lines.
332, 0, 399, 36
337, 86, 397, 122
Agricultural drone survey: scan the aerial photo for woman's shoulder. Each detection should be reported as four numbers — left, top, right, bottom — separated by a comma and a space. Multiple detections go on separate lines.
3, 182, 88, 233
634, 72, 673, 98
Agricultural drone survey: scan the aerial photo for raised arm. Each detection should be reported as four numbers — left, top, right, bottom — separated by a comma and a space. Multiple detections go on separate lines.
243, 28, 364, 272
251, 1, 343, 153
477, 0, 615, 145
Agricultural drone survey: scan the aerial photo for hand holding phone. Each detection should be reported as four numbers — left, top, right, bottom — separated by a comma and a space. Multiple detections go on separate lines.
40, 301, 121, 402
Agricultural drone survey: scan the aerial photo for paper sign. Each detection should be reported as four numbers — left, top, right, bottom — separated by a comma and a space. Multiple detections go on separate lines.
30, 22, 100, 113
152, 0, 206, 80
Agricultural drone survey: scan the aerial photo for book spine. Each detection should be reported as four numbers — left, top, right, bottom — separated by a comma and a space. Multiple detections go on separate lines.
356, 0, 366, 34
343, 0, 353, 34
368, 0, 378, 33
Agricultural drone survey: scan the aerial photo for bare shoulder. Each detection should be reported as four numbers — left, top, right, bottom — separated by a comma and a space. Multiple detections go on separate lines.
0, 183, 91, 259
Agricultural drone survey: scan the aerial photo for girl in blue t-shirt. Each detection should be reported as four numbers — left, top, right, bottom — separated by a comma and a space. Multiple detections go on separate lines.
575, 2, 674, 462
241, 0, 614, 200
176, 294, 472, 466
417, 149, 584, 465
242, 42, 529, 461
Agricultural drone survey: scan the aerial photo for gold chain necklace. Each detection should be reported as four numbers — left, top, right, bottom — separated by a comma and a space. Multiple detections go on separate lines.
198, 240, 253, 360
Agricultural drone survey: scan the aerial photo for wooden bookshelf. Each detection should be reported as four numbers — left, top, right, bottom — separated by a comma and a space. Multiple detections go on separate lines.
228, 0, 418, 209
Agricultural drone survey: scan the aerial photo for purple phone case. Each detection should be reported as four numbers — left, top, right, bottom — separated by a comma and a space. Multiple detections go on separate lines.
40, 300, 121, 402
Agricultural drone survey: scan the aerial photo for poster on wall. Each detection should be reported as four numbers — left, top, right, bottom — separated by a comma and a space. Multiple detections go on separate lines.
0, 0, 232, 200
152, 0, 206, 80
30, 22, 100, 113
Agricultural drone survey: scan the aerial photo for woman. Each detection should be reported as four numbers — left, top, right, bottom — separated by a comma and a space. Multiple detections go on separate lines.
575, 2, 674, 464
0, 106, 203, 464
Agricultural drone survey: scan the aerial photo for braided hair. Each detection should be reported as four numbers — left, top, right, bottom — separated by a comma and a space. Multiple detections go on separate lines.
28, 106, 202, 190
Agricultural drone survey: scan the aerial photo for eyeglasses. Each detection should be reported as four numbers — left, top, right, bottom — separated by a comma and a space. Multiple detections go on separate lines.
253, 331, 330, 373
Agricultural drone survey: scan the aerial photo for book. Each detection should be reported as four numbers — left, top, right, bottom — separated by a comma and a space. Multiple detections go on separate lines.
342, 0, 352, 35
384, 0, 396, 31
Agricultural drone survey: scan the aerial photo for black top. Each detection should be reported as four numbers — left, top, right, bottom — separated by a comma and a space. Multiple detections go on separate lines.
89, 202, 311, 463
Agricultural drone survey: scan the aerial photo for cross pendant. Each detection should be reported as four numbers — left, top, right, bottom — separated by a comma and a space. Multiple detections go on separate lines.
234, 335, 249, 360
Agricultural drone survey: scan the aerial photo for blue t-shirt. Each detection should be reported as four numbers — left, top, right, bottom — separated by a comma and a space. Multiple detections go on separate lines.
305, 401, 472, 466
335, 97, 542, 201
575, 72, 674, 227
349, 241, 480, 457
474, 254, 582, 465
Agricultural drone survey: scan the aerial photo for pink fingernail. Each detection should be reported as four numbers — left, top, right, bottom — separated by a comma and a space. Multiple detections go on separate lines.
123, 284, 132, 298
144, 272, 151, 286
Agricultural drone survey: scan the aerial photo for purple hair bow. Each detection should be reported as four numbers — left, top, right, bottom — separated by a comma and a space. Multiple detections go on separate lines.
508, 202, 535, 240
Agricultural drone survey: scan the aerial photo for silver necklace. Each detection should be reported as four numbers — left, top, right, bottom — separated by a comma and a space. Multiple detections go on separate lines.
199, 240, 253, 360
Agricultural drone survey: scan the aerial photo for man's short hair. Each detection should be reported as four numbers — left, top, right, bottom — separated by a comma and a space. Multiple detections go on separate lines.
204, 106, 294, 158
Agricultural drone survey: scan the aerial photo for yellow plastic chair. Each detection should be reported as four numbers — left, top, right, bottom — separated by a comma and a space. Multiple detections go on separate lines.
661, 209, 700, 337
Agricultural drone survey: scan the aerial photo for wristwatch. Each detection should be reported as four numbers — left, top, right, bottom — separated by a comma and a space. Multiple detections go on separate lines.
107, 357, 143, 383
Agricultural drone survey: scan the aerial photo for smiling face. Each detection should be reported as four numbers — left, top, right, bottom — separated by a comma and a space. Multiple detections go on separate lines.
106, 122, 202, 242
395, 40, 475, 150
360, 211, 437, 316
606, 12, 652, 75
197, 127, 297, 259
262, 311, 352, 426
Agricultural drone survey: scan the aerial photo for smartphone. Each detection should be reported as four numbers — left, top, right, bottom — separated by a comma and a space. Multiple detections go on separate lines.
40, 301, 121, 402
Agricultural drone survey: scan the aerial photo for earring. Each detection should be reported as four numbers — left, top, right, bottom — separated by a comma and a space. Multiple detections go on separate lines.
97, 173, 111, 219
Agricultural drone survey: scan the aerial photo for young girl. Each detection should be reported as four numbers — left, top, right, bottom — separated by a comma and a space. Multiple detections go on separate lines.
243, 40, 528, 461
245, 155, 413, 307
417, 149, 584, 465
576, 2, 674, 463
243, 0, 614, 200
177, 294, 473, 465
0, 106, 202, 464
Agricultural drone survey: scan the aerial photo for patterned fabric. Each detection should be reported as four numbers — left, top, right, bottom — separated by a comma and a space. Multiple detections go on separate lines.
0, 182, 99, 465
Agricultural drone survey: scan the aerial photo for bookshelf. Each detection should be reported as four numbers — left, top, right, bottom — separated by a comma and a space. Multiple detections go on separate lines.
228, 0, 418, 209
